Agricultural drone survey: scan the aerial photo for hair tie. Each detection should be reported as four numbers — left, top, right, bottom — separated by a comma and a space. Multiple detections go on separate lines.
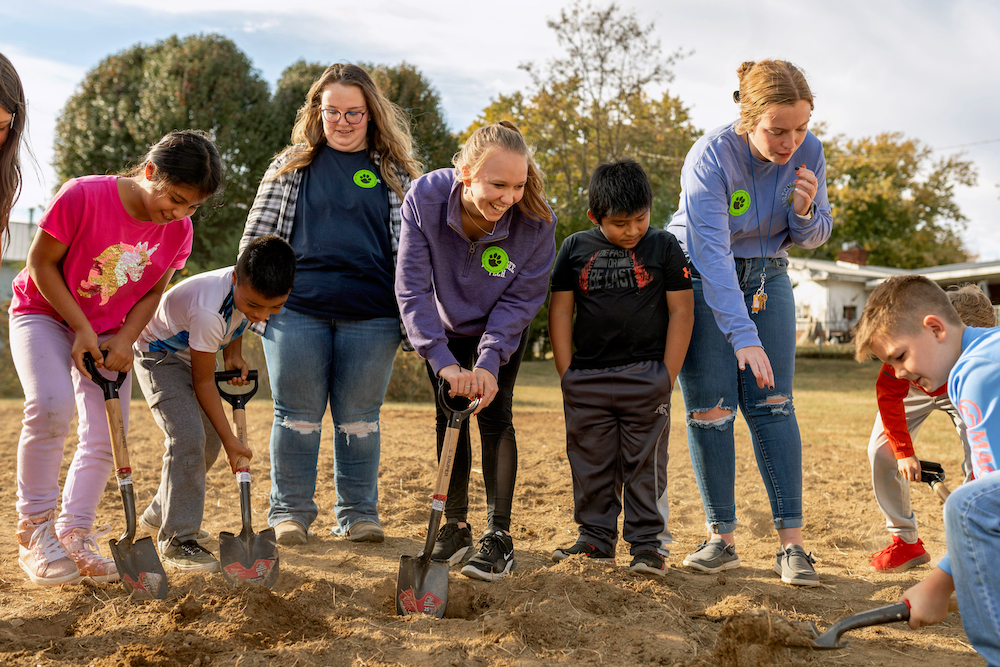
733, 90, 741, 103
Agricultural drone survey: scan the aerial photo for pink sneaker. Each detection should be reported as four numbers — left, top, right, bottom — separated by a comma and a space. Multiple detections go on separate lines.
60, 526, 119, 583
16, 510, 81, 586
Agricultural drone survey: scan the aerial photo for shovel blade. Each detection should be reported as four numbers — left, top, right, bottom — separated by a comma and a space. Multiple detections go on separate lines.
219, 527, 280, 588
111, 536, 168, 599
396, 555, 449, 617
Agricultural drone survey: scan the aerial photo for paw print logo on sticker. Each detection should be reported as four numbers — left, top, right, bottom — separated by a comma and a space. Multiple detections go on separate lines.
729, 189, 751, 216
353, 169, 378, 189
482, 246, 509, 274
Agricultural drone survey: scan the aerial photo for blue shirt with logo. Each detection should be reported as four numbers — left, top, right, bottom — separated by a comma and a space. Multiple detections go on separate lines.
287, 145, 394, 319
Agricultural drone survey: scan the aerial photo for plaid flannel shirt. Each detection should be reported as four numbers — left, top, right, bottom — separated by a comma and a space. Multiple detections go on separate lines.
239, 147, 412, 348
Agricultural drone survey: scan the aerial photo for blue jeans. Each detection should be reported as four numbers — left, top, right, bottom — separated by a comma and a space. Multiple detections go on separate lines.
262, 308, 400, 534
677, 258, 803, 533
944, 472, 1000, 666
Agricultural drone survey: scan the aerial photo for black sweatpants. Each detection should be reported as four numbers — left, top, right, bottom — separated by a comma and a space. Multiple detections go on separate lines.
425, 331, 529, 533
561, 360, 673, 556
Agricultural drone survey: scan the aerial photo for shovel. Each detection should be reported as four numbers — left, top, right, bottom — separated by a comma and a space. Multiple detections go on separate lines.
396, 381, 479, 617
919, 460, 952, 502
807, 601, 910, 649
215, 370, 279, 587
83, 352, 168, 599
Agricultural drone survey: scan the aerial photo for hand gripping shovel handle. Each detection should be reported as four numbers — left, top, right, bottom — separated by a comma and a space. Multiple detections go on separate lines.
83, 353, 133, 533
417, 381, 481, 560
919, 459, 952, 502
216, 371, 259, 527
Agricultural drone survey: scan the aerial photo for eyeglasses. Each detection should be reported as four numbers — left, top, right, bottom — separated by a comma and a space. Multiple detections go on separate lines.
321, 108, 366, 125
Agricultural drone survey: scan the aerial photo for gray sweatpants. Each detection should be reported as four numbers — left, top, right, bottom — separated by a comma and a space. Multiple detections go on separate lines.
134, 348, 222, 552
561, 360, 673, 556
868, 386, 973, 543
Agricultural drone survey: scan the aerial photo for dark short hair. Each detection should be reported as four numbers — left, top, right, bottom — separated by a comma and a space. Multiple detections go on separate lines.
236, 235, 296, 299
132, 130, 224, 197
588, 159, 652, 223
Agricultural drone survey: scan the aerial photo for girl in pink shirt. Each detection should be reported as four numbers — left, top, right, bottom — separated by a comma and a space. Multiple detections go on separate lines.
9, 131, 223, 586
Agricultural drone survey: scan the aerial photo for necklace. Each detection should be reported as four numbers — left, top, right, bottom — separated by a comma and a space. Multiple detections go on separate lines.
745, 133, 779, 314
461, 186, 498, 238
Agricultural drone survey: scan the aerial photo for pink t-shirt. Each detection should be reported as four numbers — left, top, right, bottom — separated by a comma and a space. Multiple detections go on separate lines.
10, 175, 194, 335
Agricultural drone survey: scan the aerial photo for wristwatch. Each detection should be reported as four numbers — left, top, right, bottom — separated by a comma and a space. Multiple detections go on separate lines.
795, 201, 817, 220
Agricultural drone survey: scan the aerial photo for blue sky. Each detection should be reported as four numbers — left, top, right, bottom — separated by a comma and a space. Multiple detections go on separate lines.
4, 0, 1000, 260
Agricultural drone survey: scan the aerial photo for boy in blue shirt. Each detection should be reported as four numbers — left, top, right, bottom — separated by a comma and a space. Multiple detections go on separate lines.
855, 274, 1000, 665
133, 234, 295, 572
548, 159, 694, 575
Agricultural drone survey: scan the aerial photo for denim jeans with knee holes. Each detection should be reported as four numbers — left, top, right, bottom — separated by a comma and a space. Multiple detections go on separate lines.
677, 258, 803, 534
262, 308, 400, 533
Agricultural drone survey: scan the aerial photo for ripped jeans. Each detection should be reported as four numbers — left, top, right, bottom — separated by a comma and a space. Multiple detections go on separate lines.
677, 258, 803, 534
262, 308, 400, 533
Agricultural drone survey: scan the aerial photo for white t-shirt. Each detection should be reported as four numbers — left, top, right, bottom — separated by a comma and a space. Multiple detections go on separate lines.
135, 266, 247, 366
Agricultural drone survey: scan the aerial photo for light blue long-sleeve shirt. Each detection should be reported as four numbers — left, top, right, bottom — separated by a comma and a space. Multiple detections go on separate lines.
666, 122, 832, 351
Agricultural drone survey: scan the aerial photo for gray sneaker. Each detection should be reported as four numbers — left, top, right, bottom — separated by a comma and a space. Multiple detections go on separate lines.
775, 545, 819, 587
682, 537, 741, 573
162, 540, 221, 573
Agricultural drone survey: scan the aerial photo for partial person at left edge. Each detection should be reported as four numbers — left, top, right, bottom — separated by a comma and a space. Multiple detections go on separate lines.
0, 51, 29, 253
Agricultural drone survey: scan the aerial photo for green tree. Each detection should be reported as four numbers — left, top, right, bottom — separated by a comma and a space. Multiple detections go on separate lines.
463, 2, 700, 353
272, 60, 458, 171
54, 34, 277, 272
794, 132, 977, 268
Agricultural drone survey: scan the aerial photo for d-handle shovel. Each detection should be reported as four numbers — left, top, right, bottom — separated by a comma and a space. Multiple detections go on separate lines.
808, 601, 910, 649
396, 381, 480, 617
215, 370, 279, 587
919, 460, 952, 502
83, 352, 168, 599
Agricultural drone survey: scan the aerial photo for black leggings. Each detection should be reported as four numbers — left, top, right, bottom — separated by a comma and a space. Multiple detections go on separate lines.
425, 331, 528, 533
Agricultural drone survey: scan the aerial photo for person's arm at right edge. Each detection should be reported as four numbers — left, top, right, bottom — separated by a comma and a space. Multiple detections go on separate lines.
901, 567, 954, 629
664, 288, 694, 387
549, 291, 575, 379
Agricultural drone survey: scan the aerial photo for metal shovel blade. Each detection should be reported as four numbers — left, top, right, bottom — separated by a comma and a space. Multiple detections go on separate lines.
219, 526, 279, 587
111, 535, 168, 599
396, 555, 450, 617
808, 602, 910, 649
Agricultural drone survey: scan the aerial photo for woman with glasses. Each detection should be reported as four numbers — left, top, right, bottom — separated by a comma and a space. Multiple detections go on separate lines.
240, 63, 421, 546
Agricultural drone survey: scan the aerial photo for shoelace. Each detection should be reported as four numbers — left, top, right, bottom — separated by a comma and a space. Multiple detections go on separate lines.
28, 519, 68, 565
77, 525, 113, 558
176, 541, 210, 557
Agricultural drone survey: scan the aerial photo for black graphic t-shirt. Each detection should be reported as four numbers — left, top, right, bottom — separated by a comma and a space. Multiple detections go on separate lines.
288, 145, 394, 320
551, 227, 692, 370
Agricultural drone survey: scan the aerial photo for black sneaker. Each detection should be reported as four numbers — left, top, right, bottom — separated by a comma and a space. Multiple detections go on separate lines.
460, 530, 516, 581
551, 541, 615, 563
428, 522, 473, 566
629, 550, 666, 576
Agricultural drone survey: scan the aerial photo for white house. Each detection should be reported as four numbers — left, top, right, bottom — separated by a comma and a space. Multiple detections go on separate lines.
789, 248, 1000, 344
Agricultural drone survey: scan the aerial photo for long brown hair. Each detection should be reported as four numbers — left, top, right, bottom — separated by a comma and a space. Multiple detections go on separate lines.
452, 121, 553, 224
733, 60, 814, 134
274, 63, 421, 199
0, 52, 28, 250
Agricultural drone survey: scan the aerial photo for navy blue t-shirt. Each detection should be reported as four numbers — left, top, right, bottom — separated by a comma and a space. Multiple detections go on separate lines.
287, 146, 394, 319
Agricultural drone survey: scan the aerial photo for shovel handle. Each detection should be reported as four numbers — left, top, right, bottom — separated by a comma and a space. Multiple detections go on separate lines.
932, 480, 952, 502
83, 352, 128, 401
215, 370, 259, 410
818, 601, 910, 647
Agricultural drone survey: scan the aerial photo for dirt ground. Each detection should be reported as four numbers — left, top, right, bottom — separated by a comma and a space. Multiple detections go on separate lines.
0, 359, 984, 667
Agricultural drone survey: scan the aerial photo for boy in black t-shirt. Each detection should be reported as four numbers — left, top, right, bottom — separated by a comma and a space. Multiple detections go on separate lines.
548, 159, 694, 575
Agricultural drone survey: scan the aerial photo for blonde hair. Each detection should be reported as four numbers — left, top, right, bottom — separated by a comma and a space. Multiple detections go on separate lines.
733, 60, 814, 135
948, 283, 997, 328
453, 121, 553, 224
273, 63, 422, 199
854, 275, 963, 362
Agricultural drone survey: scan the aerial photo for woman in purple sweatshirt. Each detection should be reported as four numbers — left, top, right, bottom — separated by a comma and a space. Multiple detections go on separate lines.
396, 121, 556, 581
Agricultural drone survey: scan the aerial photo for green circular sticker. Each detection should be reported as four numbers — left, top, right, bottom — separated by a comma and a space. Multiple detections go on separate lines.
482, 246, 509, 274
353, 169, 377, 189
730, 189, 751, 216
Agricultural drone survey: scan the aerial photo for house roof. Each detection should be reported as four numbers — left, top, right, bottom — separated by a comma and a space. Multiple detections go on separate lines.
789, 257, 1000, 289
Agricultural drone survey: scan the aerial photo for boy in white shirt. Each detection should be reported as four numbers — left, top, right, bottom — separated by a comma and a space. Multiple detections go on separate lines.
133, 234, 295, 571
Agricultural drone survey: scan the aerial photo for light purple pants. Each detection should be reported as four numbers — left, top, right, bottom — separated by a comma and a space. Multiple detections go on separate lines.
11, 313, 132, 537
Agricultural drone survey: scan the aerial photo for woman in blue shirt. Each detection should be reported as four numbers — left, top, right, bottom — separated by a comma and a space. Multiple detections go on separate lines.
666, 59, 832, 587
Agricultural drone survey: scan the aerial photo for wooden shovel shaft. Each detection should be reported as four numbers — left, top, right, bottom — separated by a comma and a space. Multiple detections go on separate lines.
105, 397, 131, 476
419, 424, 461, 558
232, 407, 253, 530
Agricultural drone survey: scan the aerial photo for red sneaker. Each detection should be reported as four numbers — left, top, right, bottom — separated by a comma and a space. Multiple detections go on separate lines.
869, 536, 931, 571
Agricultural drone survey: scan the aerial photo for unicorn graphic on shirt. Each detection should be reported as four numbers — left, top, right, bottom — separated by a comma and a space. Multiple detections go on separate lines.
77, 241, 159, 305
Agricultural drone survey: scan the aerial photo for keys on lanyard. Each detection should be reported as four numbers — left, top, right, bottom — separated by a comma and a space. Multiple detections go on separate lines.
751, 272, 767, 313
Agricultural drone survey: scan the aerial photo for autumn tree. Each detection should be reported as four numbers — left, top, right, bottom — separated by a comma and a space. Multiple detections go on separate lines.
273, 60, 457, 170
794, 132, 976, 268
54, 34, 276, 272
466, 2, 698, 244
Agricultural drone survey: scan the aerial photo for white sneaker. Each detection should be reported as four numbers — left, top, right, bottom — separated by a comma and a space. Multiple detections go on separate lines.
16, 510, 81, 586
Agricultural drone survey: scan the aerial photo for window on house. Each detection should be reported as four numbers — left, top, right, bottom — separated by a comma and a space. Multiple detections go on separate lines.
843, 305, 857, 322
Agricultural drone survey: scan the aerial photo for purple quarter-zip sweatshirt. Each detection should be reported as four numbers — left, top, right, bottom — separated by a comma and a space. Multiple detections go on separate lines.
395, 168, 556, 378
